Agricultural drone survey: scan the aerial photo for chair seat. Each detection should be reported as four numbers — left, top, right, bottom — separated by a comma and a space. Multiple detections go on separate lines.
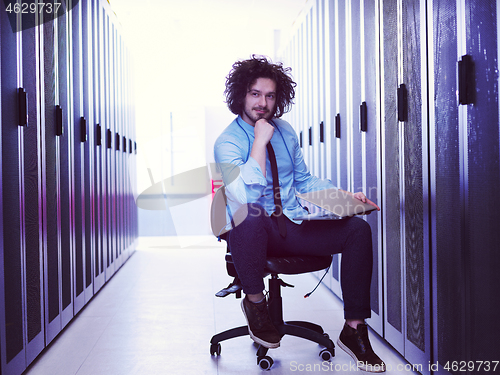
225, 253, 332, 275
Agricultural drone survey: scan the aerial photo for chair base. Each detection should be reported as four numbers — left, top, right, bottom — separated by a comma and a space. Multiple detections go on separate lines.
210, 274, 335, 370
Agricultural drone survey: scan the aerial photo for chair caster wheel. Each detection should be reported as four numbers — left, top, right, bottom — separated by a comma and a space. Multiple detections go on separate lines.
258, 355, 274, 370
320, 348, 334, 361
210, 342, 221, 356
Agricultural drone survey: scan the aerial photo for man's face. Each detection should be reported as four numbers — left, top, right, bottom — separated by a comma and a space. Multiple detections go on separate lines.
241, 77, 277, 126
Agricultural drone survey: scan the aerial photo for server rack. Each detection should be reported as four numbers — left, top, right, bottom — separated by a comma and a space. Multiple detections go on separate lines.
280, 0, 499, 373
429, 0, 500, 373
0, 1, 137, 374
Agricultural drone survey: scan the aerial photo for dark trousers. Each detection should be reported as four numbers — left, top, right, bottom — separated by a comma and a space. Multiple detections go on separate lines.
227, 203, 373, 320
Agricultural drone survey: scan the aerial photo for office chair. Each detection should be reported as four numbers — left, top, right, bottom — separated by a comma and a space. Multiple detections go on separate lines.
209, 186, 335, 370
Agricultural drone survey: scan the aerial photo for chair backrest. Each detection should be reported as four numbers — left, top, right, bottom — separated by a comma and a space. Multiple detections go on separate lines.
211, 186, 231, 237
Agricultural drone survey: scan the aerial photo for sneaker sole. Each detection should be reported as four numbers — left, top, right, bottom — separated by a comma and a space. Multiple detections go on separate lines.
337, 338, 386, 373
241, 300, 280, 349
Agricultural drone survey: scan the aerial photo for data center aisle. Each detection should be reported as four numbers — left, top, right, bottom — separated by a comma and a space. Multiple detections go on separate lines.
23, 236, 418, 375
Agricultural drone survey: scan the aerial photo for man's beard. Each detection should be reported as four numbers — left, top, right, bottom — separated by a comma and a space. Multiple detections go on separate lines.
243, 107, 273, 124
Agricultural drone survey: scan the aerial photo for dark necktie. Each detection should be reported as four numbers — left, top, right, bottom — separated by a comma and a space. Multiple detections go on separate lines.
266, 143, 287, 238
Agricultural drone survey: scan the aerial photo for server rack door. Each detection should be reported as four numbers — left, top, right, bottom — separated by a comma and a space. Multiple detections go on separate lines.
336, 0, 349, 194
118, 34, 128, 262
381, 0, 432, 367
120, 39, 127, 257
464, 0, 500, 366
400, 0, 431, 367
121, 39, 130, 259
129, 48, 138, 248
349, 0, 362, 196
310, 4, 320, 178
297, 22, 306, 167
103, 8, 114, 281
81, 0, 94, 304
304, 13, 312, 170
113, 25, 123, 269
0, 9, 26, 375
98, 5, 113, 282
91, 0, 105, 293
316, 0, 326, 180
56, 0, 74, 332
22, 14, 45, 367
326, 0, 338, 189
328, 0, 340, 297
123, 40, 130, 259
324, 0, 338, 293
361, 0, 383, 336
429, 0, 465, 372
41, 9, 66, 345
381, 0, 404, 355
329, 0, 349, 299
292, 34, 298, 145
108, 18, 117, 273
72, 0, 86, 315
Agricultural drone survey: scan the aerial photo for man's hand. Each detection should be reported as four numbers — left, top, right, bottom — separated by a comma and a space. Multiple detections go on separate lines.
352, 191, 380, 214
250, 119, 275, 178
253, 119, 275, 147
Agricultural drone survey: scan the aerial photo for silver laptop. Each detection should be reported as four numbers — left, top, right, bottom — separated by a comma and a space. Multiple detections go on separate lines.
294, 188, 377, 220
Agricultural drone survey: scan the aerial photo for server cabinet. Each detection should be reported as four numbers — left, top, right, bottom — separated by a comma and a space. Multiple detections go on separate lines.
328, 0, 349, 299
344, 0, 380, 333
381, 0, 402, 354
55, 0, 74, 334
322, 0, 333, 188
461, 0, 500, 368
113, 26, 123, 269
93, 0, 107, 292
381, 0, 431, 369
308, 7, 318, 176
334, 0, 349, 193
429, 1, 500, 373
81, 0, 94, 304
1, 7, 45, 374
316, 0, 327, 181
0, 11, 25, 374
325, 0, 384, 333
72, 0, 88, 314
1, 1, 136, 373
358, 0, 383, 335
348, 0, 362, 197
99, 5, 114, 281
21, 15, 45, 367
281, 2, 384, 334
323, 0, 337, 292
297, 21, 308, 169
428, 1, 462, 372
40, 5, 74, 344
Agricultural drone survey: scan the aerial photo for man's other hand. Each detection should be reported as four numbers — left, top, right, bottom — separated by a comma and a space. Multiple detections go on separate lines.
254, 119, 275, 146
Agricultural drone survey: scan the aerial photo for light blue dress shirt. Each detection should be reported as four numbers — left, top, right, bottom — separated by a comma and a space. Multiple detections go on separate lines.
214, 116, 336, 230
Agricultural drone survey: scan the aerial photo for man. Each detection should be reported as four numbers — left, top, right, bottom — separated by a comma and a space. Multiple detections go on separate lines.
214, 55, 385, 372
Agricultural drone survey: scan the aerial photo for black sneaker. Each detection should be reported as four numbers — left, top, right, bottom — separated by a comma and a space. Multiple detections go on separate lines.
241, 296, 281, 349
338, 322, 386, 373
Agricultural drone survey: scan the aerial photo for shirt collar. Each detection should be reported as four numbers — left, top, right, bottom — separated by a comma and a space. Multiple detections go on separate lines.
237, 115, 255, 133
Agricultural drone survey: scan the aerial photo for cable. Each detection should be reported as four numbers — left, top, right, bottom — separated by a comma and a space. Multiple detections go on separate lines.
304, 263, 332, 298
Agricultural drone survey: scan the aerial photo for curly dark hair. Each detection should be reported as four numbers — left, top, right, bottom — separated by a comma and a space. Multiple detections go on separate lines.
224, 55, 296, 118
